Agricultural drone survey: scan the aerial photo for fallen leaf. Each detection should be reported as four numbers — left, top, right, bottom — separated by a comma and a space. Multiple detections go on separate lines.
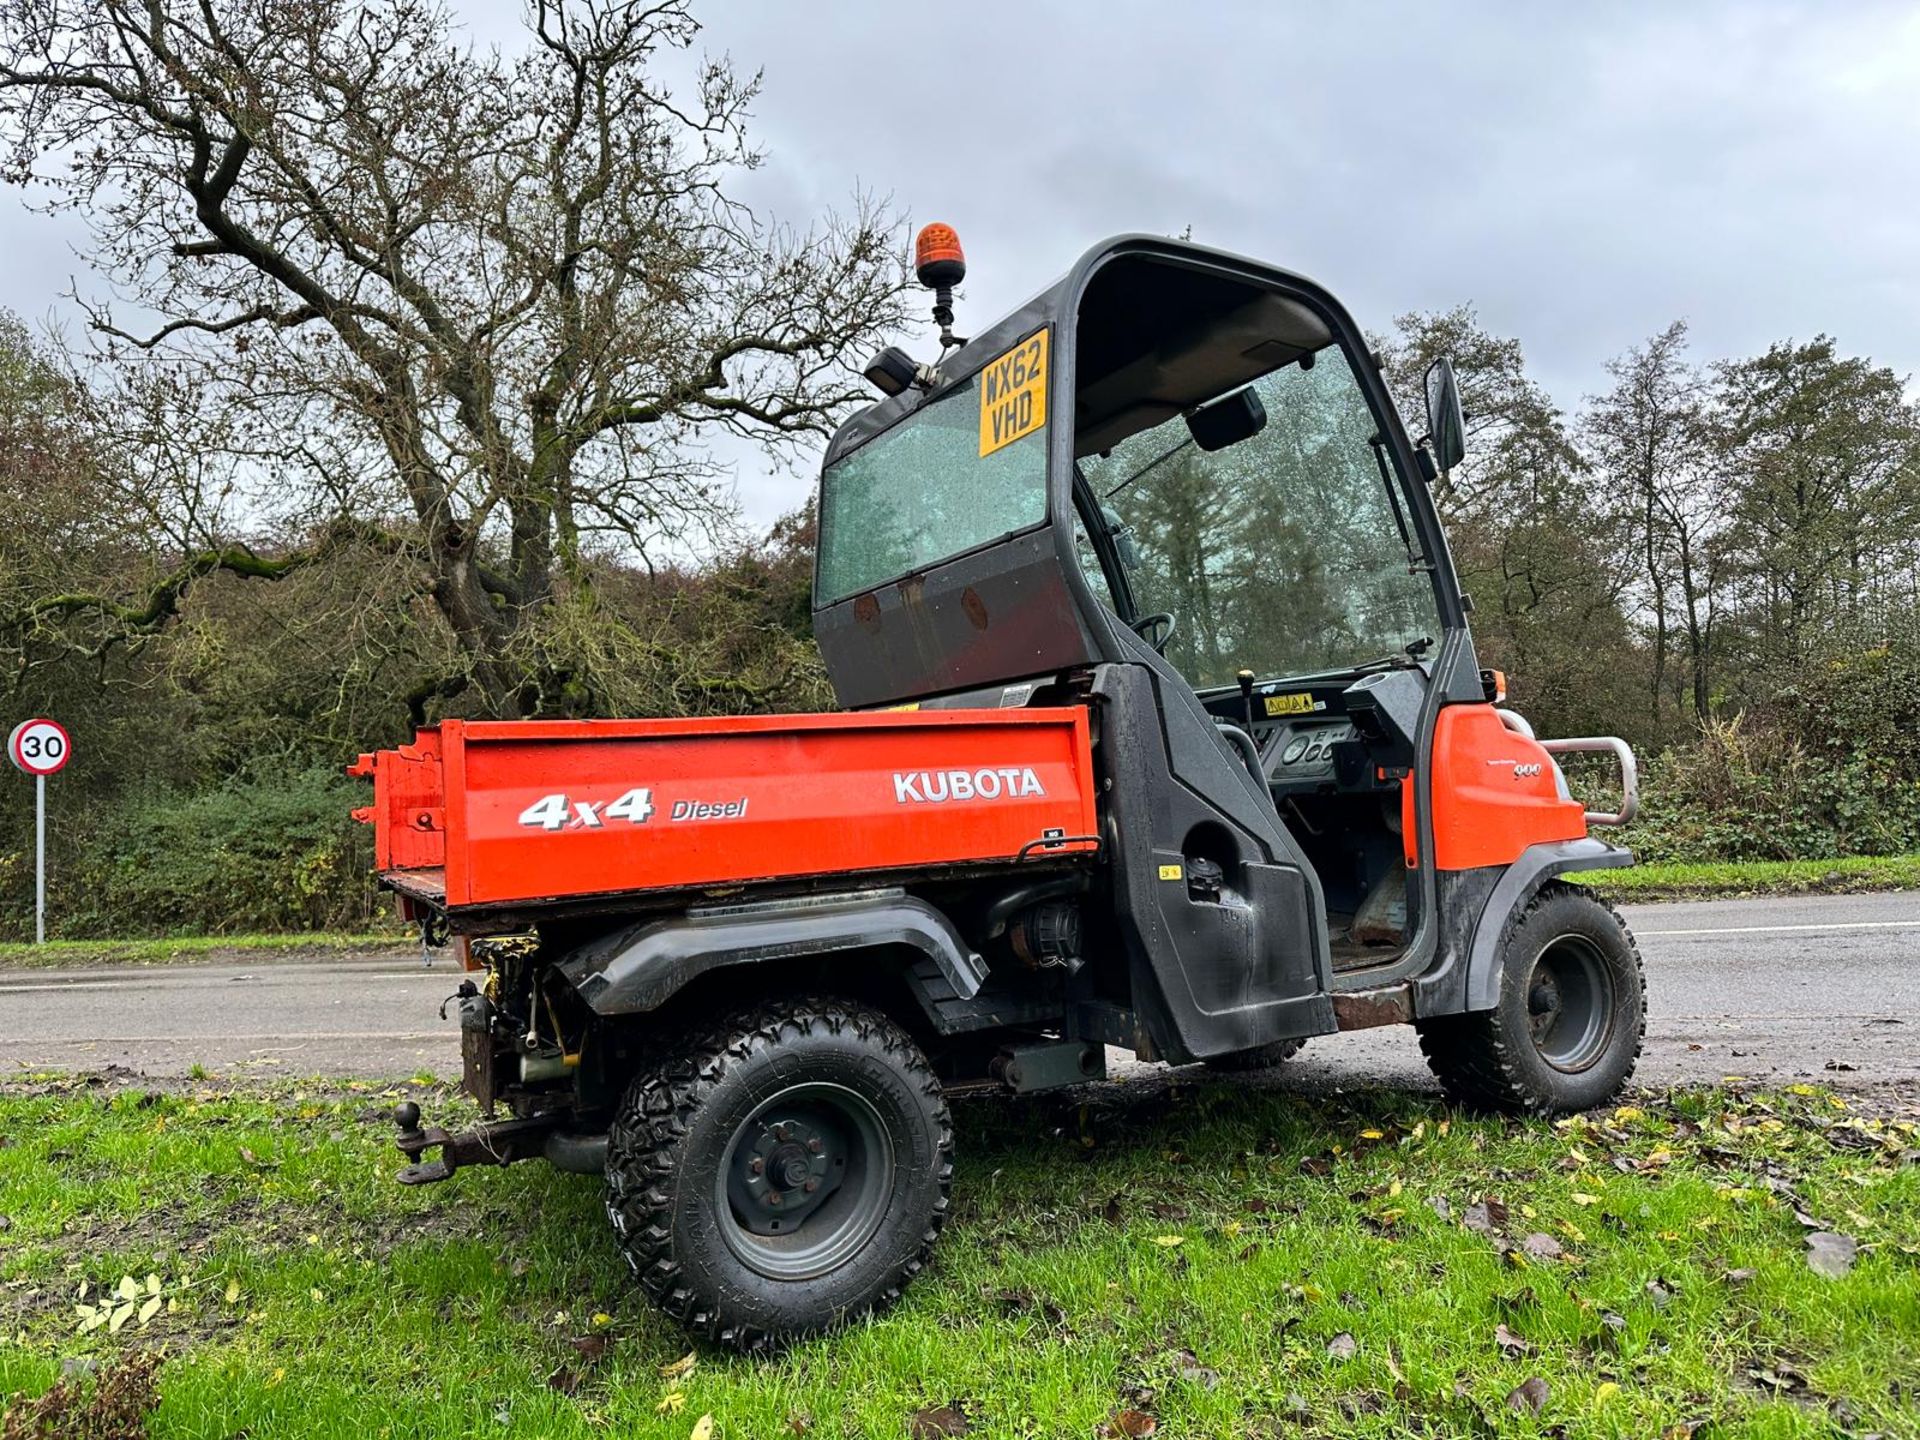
660, 1352, 697, 1380
1805, 1231, 1857, 1278
1107, 1409, 1157, 1438
1600, 1311, 1628, 1334
1326, 1332, 1357, 1359
1426, 1195, 1452, 1221
1103, 1194, 1124, 1226
1723, 1267, 1758, 1285
1571, 1192, 1600, 1206
1463, 1197, 1509, 1235
1494, 1322, 1532, 1356
137, 1295, 162, 1326
690, 1415, 714, 1440
657, 1393, 687, 1415
909, 1402, 971, 1438
1645, 1280, 1672, 1309
1507, 1376, 1550, 1415
1520, 1232, 1565, 1260
1175, 1351, 1219, 1389
224, 1278, 241, 1305
1593, 1381, 1621, 1407
568, 1334, 611, 1363
1151, 1235, 1184, 1248
546, 1365, 580, 1396
590, 1311, 613, 1327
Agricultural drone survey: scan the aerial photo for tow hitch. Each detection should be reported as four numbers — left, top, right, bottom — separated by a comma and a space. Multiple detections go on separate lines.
391, 1102, 607, 1185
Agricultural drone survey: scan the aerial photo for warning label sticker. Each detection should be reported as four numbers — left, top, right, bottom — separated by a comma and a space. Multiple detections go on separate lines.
978, 328, 1049, 457
1264, 692, 1321, 717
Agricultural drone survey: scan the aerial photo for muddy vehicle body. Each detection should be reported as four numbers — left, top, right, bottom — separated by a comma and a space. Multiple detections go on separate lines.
354, 230, 1644, 1347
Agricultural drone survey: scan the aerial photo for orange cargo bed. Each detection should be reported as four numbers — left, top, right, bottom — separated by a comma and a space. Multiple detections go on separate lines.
351, 709, 1099, 919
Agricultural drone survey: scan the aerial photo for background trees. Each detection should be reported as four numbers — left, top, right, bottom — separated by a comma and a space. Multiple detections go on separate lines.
1, 5, 1918, 937
0, 0, 905, 719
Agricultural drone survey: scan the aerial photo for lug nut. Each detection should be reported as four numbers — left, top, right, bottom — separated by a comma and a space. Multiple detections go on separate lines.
806, 1137, 823, 1153
803, 1178, 820, 1194
748, 1158, 763, 1175
767, 1191, 783, 1205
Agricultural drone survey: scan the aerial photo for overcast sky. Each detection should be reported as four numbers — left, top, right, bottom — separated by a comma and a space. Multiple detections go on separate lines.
4, 1, 1917, 533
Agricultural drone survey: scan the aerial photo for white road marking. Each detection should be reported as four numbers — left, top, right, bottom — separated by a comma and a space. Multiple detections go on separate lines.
6, 1031, 445, 1043
1637, 920, 1920, 937
0, 974, 436, 995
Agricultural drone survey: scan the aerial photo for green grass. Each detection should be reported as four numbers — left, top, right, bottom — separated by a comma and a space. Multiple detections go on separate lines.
0, 931, 410, 969
1580, 853, 1920, 902
1, 1078, 1915, 1438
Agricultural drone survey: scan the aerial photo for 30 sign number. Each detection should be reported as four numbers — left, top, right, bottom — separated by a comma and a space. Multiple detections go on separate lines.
7, 718, 71, 777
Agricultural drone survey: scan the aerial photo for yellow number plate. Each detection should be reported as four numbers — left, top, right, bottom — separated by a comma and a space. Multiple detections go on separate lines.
1264, 692, 1317, 717
1158, 863, 1184, 881
979, 329, 1049, 457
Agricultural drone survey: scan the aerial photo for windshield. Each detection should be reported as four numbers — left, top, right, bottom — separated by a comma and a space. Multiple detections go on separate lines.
816, 352, 1049, 604
1078, 346, 1440, 688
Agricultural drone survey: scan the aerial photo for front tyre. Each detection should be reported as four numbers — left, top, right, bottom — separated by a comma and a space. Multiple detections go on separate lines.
1417, 883, 1645, 1114
604, 997, 951, 1350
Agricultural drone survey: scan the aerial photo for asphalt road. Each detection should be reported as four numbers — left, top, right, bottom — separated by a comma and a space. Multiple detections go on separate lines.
2, 892, 1915, 1094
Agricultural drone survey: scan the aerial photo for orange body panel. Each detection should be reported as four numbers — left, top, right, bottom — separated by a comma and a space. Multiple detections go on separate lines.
353, 709, 1097, 911
1402, 703, 1587, 870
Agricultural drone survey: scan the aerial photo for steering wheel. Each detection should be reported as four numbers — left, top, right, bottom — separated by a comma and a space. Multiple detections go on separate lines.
1128, 611, 1177, 654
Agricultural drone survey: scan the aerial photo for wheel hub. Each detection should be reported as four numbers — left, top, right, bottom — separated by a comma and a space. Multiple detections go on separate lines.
1524, 934, 1613, 1073
715, 1081, 895, 1282
732, 1115, 842, 1235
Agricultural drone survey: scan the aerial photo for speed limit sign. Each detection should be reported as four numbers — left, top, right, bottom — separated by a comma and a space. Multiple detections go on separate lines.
8, 718, 71, 776
10, 718, 67, 944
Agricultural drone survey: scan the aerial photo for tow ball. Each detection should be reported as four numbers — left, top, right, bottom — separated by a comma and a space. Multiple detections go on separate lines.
391, 1102, 607, 1185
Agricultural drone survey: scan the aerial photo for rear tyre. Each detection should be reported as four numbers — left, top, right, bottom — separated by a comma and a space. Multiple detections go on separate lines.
603, 996, 951, 1350
1417, 883, 1645, 1114
1203, 1037, 1306, 1072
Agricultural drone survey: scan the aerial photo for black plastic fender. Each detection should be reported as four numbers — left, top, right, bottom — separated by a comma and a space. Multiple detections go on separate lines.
557, 888, 986, 1020
1412, 837, 1633, 1016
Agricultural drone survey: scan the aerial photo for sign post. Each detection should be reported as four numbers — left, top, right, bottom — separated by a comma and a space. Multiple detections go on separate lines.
7, 718, 71, 944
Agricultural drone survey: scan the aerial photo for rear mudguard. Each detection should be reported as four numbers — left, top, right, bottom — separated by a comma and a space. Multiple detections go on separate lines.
556, 888, 986, 1022
1411, 836, 1632, 1017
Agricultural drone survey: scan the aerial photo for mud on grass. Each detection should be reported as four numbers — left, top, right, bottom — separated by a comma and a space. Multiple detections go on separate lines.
1, 1077, 1917, 1439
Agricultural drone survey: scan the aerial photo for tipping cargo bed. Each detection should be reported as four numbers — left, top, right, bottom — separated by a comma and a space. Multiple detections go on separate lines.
351, 709, 1099, 924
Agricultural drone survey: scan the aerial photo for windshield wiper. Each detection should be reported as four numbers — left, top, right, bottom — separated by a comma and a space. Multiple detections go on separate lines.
1102, 435, 1195, 499
1369, 432, 1430, 572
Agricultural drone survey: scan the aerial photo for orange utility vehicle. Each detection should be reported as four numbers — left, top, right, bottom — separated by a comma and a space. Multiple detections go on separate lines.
354, 227, 1643, 1348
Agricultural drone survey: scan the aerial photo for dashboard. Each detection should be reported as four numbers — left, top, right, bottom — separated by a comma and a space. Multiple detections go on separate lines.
1263, 718, 1361, 784
1199, 665, 1429, 798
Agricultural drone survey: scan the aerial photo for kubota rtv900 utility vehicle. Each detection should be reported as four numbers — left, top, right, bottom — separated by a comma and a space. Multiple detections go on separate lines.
353, 227, 1644, 1348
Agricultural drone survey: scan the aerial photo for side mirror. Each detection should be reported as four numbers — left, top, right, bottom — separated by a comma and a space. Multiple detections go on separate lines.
1423, 358, 1466, 472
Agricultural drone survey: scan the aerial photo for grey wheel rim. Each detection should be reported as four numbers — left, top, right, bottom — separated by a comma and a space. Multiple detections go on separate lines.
1525, 934, 1614, 1072
716, 1082, 894, 1281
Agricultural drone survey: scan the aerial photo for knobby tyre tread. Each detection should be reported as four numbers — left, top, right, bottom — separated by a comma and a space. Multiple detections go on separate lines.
1417, 882, 1646, 1114
602, 995, 951, 1351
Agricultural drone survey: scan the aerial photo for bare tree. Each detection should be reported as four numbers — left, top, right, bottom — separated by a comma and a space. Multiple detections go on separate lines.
0, 0, 907, 715
1585, 321, 1719, 726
